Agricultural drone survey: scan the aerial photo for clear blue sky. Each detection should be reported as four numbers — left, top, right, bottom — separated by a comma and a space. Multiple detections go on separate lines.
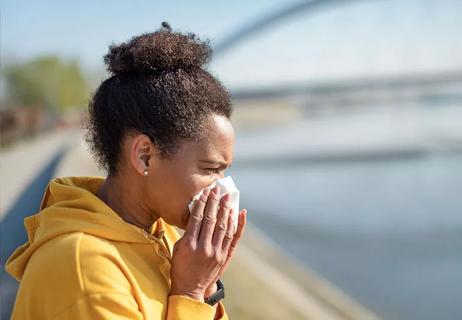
2, 0, 462, 89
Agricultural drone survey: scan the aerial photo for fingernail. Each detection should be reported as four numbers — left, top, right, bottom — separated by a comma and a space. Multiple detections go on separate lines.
212, 186, 220, 197
203, 188, 211, 197
222, 194, 231, 207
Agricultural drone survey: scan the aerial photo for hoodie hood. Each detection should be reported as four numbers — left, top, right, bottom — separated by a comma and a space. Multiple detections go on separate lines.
6, 176, 166, 281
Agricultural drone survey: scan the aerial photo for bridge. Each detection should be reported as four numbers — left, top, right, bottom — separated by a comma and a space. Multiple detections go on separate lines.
211, 0, 461, 107
231, 70, 462, 107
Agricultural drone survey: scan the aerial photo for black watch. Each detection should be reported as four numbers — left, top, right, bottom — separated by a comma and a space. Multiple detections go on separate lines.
204, 279, 225, 306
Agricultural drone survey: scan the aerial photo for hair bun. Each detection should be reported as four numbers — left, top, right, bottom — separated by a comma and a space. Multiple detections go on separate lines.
104, 22, 212, 75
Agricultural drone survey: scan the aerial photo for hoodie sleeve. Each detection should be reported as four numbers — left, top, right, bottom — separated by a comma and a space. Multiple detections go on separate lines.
166, 295, 229, 320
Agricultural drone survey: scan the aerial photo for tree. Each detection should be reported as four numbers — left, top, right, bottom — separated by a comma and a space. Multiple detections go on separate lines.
4, 56, 89, 112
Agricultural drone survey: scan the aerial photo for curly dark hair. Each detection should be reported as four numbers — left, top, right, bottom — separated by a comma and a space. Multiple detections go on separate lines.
84, 22, 232, 176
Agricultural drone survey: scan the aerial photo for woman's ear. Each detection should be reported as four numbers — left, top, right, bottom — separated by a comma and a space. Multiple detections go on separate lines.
129, 133, 157, 177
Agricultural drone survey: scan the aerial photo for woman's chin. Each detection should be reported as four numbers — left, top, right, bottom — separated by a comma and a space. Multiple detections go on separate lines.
175, 210, 190, 230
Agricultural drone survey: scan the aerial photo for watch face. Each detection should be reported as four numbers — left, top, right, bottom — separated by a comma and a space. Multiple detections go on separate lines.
205, 280, 225, 305
217, 279, 224, 290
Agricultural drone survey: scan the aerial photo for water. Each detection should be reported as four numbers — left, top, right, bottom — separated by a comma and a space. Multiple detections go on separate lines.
230, 151, 462, 319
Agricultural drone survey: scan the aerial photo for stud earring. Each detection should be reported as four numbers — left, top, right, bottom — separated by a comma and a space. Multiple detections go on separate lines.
143, 169, 148, 176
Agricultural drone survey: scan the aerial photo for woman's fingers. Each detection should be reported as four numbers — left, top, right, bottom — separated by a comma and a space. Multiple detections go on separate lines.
214, 209, 247, 280
198, 186, 221, 245
222, 209, 247, 255
211, 194, 231, 248
184, 188, 210, 242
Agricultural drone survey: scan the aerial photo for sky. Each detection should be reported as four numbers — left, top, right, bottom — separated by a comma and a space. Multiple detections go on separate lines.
2, 0, 462, 89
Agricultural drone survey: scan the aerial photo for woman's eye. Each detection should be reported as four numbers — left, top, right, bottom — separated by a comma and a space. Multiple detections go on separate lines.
206, 168, 220, 174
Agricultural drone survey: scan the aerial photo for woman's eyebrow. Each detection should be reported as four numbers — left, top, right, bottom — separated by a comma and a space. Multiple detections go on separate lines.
199, 160, 232, 168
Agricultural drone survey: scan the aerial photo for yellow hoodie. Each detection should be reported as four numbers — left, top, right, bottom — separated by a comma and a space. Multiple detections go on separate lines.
5, 176, 228, 320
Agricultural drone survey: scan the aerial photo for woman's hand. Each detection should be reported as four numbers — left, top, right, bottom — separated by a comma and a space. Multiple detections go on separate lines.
169, 185, 247, 301
204, 208, 246, 298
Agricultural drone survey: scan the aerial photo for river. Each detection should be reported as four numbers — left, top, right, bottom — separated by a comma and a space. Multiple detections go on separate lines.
230, 149, 462, 319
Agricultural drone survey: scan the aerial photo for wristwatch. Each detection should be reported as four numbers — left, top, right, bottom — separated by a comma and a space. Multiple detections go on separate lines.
204, 279, 225, 306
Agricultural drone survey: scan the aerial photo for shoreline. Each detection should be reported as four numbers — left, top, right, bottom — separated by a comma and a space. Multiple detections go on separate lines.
227, 222, 380, 319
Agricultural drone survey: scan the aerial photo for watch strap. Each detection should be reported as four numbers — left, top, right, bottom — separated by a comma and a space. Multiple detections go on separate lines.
204, 279, 225, 306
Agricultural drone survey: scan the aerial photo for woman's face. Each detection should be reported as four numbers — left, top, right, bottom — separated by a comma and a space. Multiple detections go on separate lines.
140, 114, 234, 229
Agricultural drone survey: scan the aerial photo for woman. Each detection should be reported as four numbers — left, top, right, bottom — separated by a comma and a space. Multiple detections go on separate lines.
6, 22, 247, 320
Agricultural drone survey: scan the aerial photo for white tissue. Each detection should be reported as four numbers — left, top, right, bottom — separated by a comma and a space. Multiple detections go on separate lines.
188, 176, 240, 234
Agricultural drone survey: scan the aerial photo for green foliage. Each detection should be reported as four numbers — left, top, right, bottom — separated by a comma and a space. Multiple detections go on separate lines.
4, 56, 89, 112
